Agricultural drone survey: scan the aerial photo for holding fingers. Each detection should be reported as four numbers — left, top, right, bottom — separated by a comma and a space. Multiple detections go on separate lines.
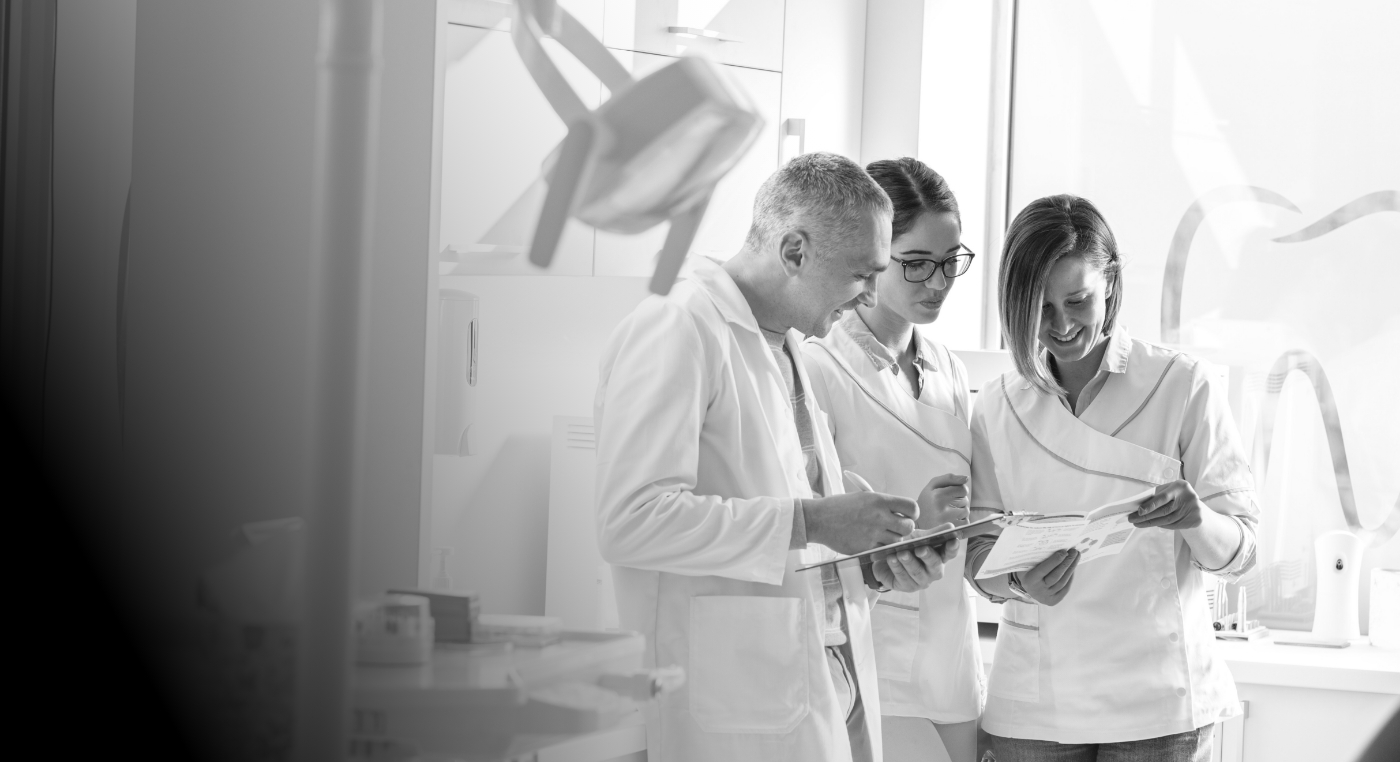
917, 472, 971, 529
872, 522, 960, 592
1015, 549, 1080, 606
1130, 480, 1205, 530
805, 479, 919, 556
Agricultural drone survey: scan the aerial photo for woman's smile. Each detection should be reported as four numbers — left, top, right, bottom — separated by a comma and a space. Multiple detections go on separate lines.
1049, 325, 1083, 345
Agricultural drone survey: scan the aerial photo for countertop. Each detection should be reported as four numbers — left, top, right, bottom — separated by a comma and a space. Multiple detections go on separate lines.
979, 632, 1400, 694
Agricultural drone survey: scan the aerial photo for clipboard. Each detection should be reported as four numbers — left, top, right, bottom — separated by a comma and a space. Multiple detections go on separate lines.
796, 514, 1003, 577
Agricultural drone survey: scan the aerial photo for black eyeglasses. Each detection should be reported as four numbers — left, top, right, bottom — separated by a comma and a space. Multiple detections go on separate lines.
893, 245, 976, 283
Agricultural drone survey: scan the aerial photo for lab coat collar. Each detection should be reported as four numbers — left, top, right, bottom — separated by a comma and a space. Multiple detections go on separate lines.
686, 255, 763, 335
1102, 322, 1132, 374
839, 311, 940, 376
1025, 323, 1133, 390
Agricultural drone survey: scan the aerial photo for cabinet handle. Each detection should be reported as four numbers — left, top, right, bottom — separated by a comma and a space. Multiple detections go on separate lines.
666, 26, 741, 43
781, 118, 806, 163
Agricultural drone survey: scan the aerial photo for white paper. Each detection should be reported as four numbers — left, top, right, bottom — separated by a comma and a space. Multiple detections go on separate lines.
974, 489, 1155, 579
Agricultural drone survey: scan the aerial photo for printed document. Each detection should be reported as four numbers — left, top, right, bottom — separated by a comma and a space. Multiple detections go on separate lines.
974, 488, 1156, 579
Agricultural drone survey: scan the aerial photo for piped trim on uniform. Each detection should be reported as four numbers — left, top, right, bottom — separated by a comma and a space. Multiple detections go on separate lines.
876, 599, 920, 612
1199, 486, 1252, 504
1110, 353, 1182, 436
810, 341, 971, 466
1000, 618, 1039, 632
1000, 375, 1179, 486
1195, 515, 1247, 574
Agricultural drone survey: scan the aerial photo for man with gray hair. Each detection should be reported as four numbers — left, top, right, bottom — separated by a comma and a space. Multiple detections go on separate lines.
595, 152, 955, 762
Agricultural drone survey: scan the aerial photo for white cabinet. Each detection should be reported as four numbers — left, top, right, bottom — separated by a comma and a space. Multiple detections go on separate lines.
436, 0, 846, 281
444, 0, 605, 37
777, 0, 868, 160
603, 0, 785, 73
593, 50, 781, 277
438, 24, 599, 276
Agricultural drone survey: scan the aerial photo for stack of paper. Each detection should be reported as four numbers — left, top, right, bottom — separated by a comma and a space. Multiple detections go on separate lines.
974, 489, 1155, 579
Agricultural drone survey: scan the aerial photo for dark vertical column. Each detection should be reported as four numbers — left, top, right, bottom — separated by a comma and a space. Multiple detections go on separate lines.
0, 0, 55, 448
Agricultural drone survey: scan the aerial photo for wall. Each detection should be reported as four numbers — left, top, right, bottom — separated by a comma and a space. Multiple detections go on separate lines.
433, 275, 651, 615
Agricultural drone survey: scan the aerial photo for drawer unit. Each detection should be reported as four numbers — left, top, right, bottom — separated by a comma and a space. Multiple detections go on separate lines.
603, 0, 786, 73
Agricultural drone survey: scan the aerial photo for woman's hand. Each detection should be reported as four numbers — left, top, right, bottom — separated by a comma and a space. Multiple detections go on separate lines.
1129, 480, 1205, 530
917, 473, 970, 530
872, 523, 961, 592
1016, 549, 1080, 606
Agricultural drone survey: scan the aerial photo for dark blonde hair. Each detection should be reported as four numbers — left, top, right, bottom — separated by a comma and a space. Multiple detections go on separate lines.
865, 157, 960, 240
999, 195, 1123, 395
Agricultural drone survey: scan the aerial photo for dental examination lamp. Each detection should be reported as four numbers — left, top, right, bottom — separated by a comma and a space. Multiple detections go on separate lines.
512, 0, 763, 294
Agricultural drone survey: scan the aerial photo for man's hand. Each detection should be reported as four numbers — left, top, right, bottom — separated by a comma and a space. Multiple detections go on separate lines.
871, 523, 959, 592
1129, 480, 1205, 530
1016, 549, 1079, 606
916, 473, 970, 530
804, 491, 918, 555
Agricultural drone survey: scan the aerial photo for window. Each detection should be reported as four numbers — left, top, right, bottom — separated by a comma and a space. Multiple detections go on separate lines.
1007, 0, 1400, 633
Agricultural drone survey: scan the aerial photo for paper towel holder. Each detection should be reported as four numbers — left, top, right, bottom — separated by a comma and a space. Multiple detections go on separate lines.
436, 289, 479, 456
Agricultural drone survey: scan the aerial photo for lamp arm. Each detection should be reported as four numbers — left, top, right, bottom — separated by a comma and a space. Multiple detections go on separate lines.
513, 0, 633, 128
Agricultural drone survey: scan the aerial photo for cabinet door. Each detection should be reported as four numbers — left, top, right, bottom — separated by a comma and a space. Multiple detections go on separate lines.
604, 0, 786, 73
439, 24, 600, 276
444, 0, 605, 37
593, 51, 780, 277
778, 0, 867, 160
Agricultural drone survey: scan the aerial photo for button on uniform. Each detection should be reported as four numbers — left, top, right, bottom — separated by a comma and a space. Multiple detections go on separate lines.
1169, 632, 1180, 643
1160, 577, 1173, 589
1176, 687, 1187, 697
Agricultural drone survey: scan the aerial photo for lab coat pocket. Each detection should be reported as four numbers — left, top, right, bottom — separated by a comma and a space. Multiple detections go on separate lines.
988, 601, 1040, 702
690, 596, 810, 734
872, 595, 920, 682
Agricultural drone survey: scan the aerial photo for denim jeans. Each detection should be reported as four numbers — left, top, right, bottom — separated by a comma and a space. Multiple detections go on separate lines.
986, 725, 1214, 762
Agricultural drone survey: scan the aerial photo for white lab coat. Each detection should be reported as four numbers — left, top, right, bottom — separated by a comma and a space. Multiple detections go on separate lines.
595, 257, 884, 762
802, 317, 985, 723
970, 326, 1258, 743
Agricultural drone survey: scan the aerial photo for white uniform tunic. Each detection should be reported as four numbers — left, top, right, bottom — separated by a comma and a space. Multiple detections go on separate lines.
803, 313, 985, 723
970, 325, 1259, 743
595, 258, 884, 762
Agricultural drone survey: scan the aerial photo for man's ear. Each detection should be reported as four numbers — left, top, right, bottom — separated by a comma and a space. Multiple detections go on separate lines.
777, 230, 812, 276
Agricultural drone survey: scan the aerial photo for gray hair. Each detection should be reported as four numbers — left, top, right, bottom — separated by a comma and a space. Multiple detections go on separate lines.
743, 152, 893, 256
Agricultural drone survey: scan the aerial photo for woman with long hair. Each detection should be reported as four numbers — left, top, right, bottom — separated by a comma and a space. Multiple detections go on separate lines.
803, 157, 984, 762
966, 195, 1258, 761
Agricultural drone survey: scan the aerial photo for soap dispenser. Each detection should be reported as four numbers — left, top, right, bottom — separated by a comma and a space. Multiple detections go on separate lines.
1312, 530, 1362, 641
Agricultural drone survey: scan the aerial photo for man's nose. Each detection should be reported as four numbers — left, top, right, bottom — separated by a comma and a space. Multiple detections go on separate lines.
857, 275, 879, 308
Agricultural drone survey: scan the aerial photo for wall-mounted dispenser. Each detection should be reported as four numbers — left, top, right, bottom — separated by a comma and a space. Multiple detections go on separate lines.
435, 289, 479, 456
1313, 530, 1363, 641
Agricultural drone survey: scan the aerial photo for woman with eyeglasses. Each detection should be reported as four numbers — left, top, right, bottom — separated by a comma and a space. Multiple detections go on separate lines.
966, 195, 1258, 762
802, 158, 983, 762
